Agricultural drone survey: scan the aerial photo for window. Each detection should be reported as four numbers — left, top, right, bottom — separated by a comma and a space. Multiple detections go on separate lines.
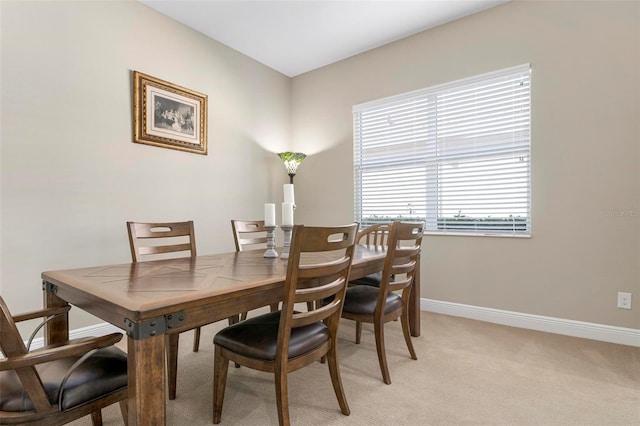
353, 64, 531, 236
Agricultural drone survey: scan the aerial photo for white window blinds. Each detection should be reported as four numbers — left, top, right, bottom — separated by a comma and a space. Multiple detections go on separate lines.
353, 64, 531, 236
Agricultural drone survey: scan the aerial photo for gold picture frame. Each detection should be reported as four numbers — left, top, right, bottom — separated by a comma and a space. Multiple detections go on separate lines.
133, 71, 208, 155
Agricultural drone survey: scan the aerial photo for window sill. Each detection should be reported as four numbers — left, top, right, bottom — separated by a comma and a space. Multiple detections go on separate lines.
424, 231, 531, 238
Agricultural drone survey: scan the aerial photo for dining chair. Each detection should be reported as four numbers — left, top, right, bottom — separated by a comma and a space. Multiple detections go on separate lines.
212, 223, 358, 426
349, 222, 392, 287
231, 219, 268, 252
127, 220, 238, 400
0, 296, 128, 426
341, 221, 424, 385
231, 219, 280, 319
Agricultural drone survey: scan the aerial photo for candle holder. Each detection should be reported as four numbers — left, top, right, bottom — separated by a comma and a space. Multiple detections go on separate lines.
263, 226, 278, 258
280, 225, 293, 259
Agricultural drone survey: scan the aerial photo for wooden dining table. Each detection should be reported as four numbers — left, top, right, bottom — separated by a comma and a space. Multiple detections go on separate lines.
41, 245, 421, 425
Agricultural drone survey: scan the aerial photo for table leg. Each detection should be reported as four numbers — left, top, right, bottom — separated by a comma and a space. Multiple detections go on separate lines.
166, 333, 179, 400
127, 333, 166, 425
409, 254, 421, 337
42, 284, 69, 344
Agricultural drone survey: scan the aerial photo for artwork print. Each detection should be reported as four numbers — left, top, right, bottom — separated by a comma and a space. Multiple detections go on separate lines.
133, 71, 208, 155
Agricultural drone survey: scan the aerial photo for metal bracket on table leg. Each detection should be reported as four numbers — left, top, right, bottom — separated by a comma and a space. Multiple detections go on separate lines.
42, 280, 58, 293
124, 311, 185, 339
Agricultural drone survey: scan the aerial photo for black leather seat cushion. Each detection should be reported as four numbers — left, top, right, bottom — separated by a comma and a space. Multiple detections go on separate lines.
214, 311, 329, 361
0, 345, 127, 412
349, 272, 382, 287
342, 285, 402, 316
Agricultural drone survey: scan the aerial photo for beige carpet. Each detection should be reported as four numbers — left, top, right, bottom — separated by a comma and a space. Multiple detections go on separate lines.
70, 311, 640, 425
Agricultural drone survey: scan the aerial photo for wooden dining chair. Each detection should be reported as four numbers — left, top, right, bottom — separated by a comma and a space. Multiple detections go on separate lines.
0, 296, 128, 426
349, 222, 392, 287
341, 221, 424, 385
231, 219, 280, 319
212, 223, 358, 426
127, 220, 238, 400
231, 219, 268, 252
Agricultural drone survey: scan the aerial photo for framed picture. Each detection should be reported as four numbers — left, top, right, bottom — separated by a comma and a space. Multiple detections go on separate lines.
133, 71, 208, 155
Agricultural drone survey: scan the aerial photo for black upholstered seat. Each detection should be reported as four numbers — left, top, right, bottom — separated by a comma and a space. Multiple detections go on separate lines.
214, 311, 329, 361
0, 345, 127, 412
342, 285, 402, 316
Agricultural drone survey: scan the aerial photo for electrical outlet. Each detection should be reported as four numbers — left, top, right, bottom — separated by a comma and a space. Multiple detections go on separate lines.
617, 292, 632, 309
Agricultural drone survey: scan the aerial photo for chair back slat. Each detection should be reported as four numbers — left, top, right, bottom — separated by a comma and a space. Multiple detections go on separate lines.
295, 276, 346, 303
231, 220, 267, 252
291, 301, 342, 328
387, 245, 420, 291
357, 223, 392, 249
297, 256, 352, 279
277, 224, 358, 360
391, 258, 417, 275
137, 242, 195, 256
297, 227, 355, 252
387, 272, 415, 292
376, 222, 424, 308
127, 221, 196, 262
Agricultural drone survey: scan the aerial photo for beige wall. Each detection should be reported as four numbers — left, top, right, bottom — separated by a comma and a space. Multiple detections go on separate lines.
291, 0, 640, 329
0, 0, 291, 327
1, 0, 638, 332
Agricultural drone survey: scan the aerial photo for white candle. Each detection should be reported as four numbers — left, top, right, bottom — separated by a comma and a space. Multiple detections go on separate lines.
282, 202, 294, 226
283, 184, 295, 204
264, 203, 276, 227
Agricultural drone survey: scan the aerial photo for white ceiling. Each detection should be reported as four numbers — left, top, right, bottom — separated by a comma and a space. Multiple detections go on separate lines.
140, 0, 509, 77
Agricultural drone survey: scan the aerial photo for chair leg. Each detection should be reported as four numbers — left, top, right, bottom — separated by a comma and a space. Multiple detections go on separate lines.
90, 410, 103, 426
227, 314, 241, 326
119, 400, 128, 426
326, 342, 350, 416
222, 318, 243, 369
355, 321, 362, 344
400, 308, 417, 360
224, 317, 242, 369
166, 333, 179, 400
213, 346, 230, 424
373, 319, 391, 385
274, 367, 290, 426
193, 327, 201, 352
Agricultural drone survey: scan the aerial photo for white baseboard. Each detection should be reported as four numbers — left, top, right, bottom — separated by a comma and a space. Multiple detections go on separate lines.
423, 298, 640, 347
28, 323, 123, 351
27, 300, 640, 350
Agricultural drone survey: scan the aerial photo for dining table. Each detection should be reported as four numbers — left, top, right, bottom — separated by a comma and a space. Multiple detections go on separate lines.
41, 245, 421, 425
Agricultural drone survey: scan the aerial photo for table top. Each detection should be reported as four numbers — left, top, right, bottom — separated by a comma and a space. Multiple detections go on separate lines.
42, 245, 387, 318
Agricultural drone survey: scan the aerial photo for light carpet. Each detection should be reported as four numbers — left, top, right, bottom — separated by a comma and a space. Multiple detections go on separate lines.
69, 311, 640, 425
